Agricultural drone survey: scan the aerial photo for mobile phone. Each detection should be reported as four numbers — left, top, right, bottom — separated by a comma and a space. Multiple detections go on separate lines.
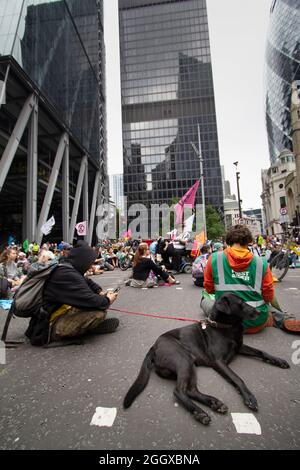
113, 286, 121, 293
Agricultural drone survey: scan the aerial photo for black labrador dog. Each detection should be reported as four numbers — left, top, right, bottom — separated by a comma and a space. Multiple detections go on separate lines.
124, 293, 290, 424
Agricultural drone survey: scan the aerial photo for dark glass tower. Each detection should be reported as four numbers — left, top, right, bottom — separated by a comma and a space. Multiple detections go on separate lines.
266, 0, 300, 164
119, 0, 223, 211
0, 0, 107, 243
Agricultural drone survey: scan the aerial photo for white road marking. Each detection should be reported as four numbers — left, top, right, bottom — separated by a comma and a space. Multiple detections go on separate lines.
176, 287, 183, 290
231, 413, 261, 435
90, 407, 117, 427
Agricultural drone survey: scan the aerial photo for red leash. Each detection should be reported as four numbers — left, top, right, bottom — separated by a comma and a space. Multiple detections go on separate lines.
108, 307, 200, 324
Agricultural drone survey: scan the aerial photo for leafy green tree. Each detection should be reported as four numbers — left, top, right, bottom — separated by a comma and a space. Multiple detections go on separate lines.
206, 205, 225, 240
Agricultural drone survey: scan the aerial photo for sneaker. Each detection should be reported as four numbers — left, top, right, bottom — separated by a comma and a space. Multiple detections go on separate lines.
281, 319, 300, 333
124, 279, 131, 286
93, 318, 119, 334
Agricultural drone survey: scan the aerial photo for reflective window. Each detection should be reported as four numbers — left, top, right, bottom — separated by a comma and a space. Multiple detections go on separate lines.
119, 0, 223, 209
0, 0, 105, 164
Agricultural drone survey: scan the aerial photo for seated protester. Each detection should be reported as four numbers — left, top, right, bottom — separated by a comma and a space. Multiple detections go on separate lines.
58, 242, 72, 262
249, 242, 261, 257
116, 246, 126, 266
0, 248, 24, 296
167, 231, 190, 272
212, 242, 223, 253
28, 250, 57, 273
28, 245, 39, 264
126, 243, 178, 288
94, 248, 114, 271
105, 247, 117, 269
149, 240, 158, 261
200, 224, 300, 334
192, 245, 211, 287
16, 252, 30, 275
25, 241, 119, 345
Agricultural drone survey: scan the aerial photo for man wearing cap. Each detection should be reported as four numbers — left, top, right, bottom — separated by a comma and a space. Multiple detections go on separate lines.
201, 225, 300, 334
59, 242, 72, 262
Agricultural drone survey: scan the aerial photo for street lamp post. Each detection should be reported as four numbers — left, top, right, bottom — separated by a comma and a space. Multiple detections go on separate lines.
233, 161, 242, 219
190, 124, 207, 238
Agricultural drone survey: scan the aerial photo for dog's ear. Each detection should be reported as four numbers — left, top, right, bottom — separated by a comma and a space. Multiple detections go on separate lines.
216, 295, 231, 315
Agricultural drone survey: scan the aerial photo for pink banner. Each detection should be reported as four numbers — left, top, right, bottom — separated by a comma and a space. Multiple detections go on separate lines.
175, 181, 200, 225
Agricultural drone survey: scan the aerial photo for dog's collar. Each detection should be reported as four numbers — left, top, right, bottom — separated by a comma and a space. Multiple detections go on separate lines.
200, 318, 232, 330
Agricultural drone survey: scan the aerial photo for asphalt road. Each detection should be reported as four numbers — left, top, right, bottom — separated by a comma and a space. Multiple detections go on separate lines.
0, 268, 299, 450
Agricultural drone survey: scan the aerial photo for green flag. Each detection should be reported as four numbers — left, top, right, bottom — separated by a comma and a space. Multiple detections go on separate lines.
23, 239, 29, 254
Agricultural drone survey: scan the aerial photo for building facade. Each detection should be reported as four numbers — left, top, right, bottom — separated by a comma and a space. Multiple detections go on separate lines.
0, 0, 107, 245
265, 0, 300, 164
109, 174, 125, 212
118, 0, 223, 216
261, 149, 296, 235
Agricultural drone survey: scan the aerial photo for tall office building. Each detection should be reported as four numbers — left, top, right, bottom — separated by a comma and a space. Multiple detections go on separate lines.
266, 0, 300, 164
0, 0, 107, 244
110, 174, 125, 212
118, 0, 223, 213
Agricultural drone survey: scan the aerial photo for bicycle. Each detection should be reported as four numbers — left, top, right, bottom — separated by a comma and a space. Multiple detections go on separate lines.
269, 230, 300, 281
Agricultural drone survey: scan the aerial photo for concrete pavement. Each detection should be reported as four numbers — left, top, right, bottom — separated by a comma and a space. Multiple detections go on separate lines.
0, 268, 299, 450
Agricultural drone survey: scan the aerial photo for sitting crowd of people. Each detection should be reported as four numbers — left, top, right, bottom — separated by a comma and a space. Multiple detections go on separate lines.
1, 225, 300, 347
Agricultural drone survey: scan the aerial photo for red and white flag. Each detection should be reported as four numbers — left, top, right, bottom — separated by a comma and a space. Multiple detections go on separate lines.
75, 221, 87, 236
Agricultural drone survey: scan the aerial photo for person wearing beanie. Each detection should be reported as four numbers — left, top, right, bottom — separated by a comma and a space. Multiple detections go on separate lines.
25, 241, 119, 345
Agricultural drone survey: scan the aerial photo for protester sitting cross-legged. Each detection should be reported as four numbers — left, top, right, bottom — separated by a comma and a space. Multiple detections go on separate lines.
25, 241, 119, 345
0, 247, 24, 297
126, 243, 179, 288
200, 224, 300, 334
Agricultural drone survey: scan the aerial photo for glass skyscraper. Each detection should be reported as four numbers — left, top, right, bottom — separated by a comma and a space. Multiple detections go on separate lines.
0, 0, 107, 243
118, 0, 223, 212
266, 0, 300, 164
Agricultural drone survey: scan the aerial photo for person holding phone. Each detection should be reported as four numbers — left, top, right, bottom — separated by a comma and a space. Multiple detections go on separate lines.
25, 241, 120, 346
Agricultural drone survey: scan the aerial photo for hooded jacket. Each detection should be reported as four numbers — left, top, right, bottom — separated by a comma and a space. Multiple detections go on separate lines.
204, 246, 274, 302
43, 241, 110, 313
25, 242, 110, 346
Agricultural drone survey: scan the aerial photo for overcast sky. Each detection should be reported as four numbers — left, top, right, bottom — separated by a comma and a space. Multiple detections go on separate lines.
104, 0, 273, 210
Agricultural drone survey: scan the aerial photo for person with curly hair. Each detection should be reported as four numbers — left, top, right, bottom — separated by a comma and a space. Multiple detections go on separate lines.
201, 225, 300, 334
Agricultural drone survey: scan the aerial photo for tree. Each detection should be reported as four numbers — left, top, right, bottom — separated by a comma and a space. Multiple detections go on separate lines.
206, 205, 225, 240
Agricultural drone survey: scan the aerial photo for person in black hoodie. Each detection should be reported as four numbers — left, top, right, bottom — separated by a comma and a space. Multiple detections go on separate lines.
26, 241, 119, 345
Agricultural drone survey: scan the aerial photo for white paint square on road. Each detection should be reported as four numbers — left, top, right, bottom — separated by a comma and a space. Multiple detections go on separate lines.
90, 407, 117, 427
231, 413, 261, 435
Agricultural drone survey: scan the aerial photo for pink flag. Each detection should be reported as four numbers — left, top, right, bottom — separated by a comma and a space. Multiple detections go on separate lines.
121, 229, 132, 239
75, 221, 87, 236
175, 181, 200, 225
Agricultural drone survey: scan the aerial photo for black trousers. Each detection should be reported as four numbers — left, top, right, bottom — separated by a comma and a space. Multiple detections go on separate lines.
167, 245, 185, 271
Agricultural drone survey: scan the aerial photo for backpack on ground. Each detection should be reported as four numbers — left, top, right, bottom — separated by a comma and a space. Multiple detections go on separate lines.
0, 277, 9, 299
192, 255, 208, 287
1, 263, 68, 345
0, 264, 9, 299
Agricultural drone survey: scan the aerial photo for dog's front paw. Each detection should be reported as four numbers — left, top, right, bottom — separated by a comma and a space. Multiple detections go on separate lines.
244, 393, 258, 411
216, 403, 228, 414
193, 411, 211, 425
211, 400, 228, 414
